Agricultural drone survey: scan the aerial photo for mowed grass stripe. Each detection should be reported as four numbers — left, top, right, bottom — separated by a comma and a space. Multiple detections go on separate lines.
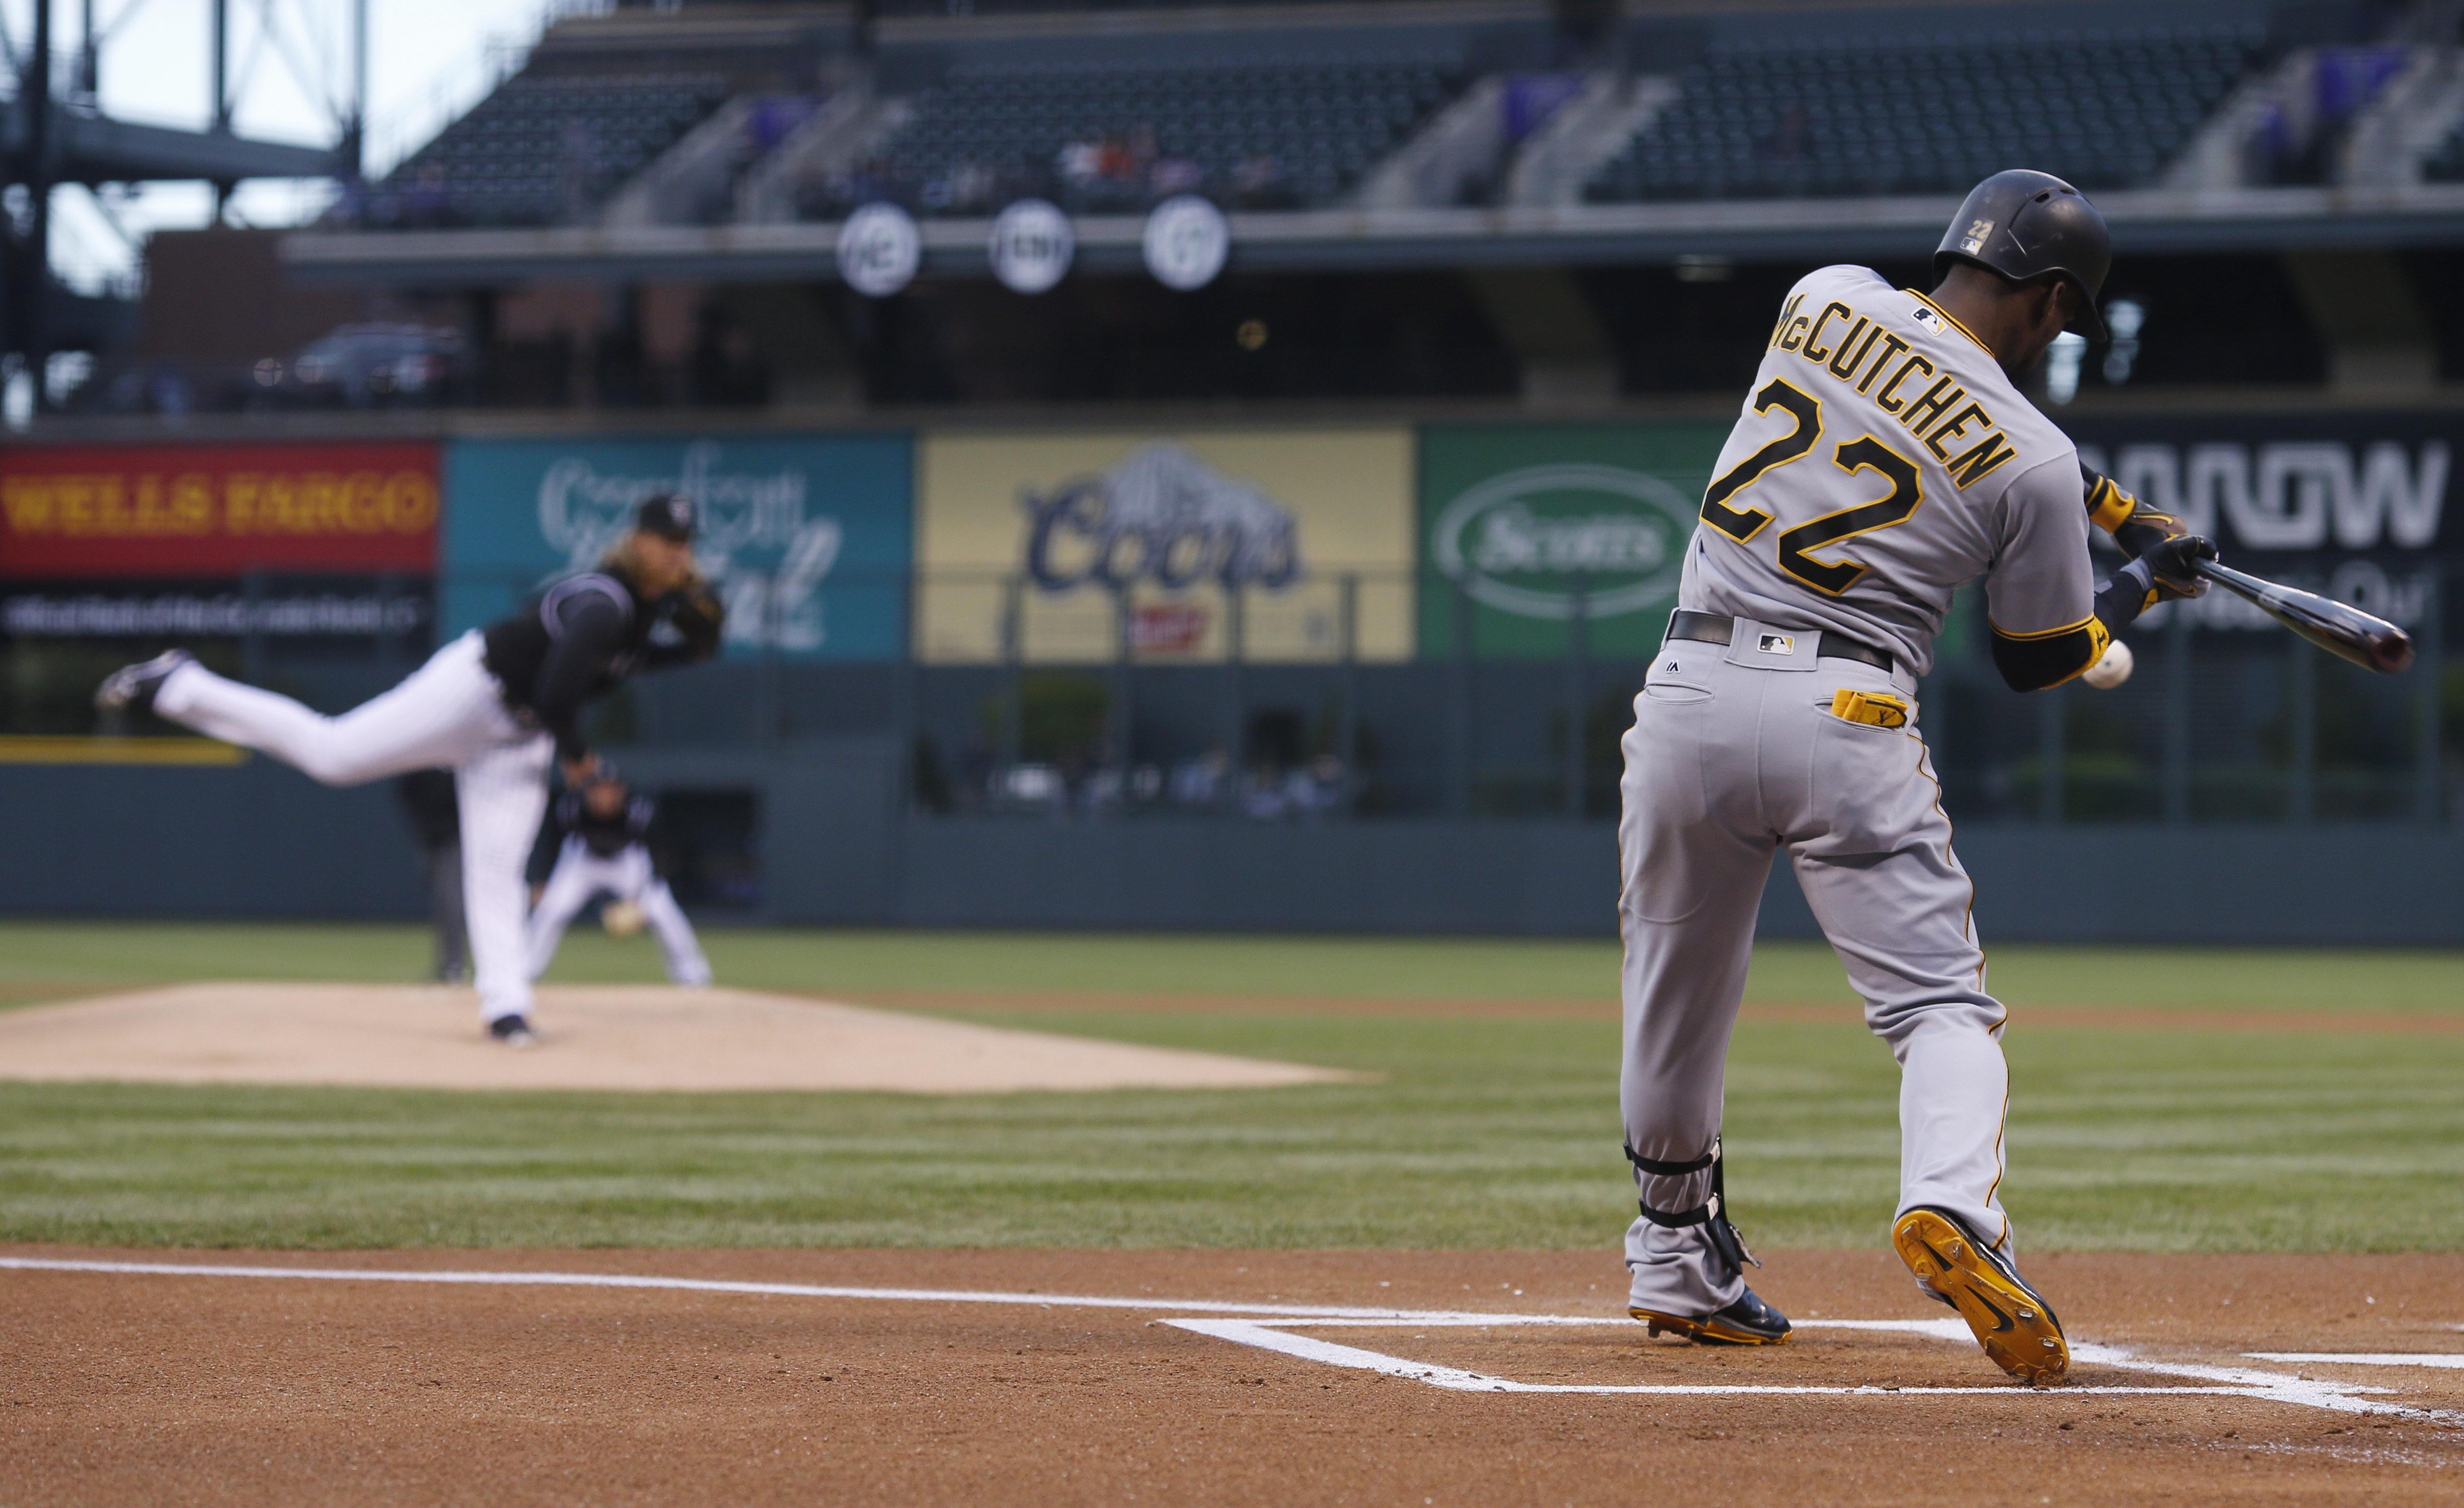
1, 940, 2459, 1251
3, 923, 2462, 1017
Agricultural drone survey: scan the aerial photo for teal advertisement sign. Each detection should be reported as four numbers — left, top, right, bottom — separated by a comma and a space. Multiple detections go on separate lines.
441, 435, 912, 661
1418, 423, 1729, 658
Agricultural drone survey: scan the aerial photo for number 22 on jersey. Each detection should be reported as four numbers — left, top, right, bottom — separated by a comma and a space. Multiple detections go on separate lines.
1699, 377, 1926, 596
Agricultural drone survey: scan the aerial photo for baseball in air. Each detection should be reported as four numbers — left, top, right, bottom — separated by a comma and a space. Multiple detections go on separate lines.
2083, 638, 2134, 689
602, 899, 647, 938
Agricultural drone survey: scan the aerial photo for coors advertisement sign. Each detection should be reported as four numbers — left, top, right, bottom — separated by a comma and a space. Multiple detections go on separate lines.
2058, 411, 2454, 637
916, 429, 1415, 664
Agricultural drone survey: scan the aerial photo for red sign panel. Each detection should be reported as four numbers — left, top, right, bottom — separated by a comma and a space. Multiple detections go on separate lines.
0, 442, 440, 577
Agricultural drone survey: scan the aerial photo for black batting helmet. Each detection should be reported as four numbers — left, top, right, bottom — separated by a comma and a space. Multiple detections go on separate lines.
1934, 169, 2112, 341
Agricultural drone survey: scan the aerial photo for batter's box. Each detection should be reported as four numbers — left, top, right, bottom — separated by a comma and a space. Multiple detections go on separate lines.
1162, 1314, 2464, 1422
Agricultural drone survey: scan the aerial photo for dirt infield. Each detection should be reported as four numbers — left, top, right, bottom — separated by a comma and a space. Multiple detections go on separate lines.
5, 1246, 2459, 1506
0, 984, 1358, 1092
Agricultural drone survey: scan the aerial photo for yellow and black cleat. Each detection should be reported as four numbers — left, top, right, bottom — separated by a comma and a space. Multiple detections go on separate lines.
1893, 1207, 2068, 1384
1631, 1288, 1792, 1346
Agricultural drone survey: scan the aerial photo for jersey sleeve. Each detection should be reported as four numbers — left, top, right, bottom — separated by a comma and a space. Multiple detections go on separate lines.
1984, 456, 2110, 692
532, 590, 631, 763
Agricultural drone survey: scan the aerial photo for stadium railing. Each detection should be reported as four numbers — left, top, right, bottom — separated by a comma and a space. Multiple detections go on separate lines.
21, 562, 2457, 829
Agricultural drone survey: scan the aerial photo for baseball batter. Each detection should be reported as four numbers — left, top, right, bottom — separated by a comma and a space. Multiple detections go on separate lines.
1617, 170, 2215, 1382
525, 767, 712, 988
95, 494, 725, 1047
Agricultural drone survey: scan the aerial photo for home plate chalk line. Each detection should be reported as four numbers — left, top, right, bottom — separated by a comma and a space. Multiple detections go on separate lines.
4, 1257, 2458, 1423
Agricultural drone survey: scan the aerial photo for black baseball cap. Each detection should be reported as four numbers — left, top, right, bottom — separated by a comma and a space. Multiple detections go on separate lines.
635, 492, 697, 541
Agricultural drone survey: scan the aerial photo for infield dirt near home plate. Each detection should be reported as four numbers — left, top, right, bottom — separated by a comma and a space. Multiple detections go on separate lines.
5, 1245, 2462, 1506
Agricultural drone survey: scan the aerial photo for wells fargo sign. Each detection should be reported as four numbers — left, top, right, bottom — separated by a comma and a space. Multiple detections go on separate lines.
0, 442, 440, 577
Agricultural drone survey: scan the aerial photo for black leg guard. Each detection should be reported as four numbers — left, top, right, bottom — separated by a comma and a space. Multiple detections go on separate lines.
1623, 1137, 1762, 1281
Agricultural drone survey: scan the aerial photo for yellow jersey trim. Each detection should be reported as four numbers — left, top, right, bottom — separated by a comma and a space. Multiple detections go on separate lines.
2086, 476, 2134, 533
1990, 613, 2112, 690
1992, 611, 2099, 642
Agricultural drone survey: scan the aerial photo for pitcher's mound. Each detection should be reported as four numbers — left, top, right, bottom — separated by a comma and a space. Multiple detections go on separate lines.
0, 983, 1360, 1094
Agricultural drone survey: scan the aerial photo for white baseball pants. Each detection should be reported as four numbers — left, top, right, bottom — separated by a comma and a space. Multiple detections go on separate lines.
526, 838, 711, 986
153, 631, 554, 1026
1617, 622, 2013, 1317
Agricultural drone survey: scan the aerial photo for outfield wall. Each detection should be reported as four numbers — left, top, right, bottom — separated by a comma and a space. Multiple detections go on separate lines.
3, 408, 2455, 942
1, 756, 2457, 944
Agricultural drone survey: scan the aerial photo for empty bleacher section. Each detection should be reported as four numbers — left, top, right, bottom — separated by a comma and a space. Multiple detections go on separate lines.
800, 54, 1465, 217
368, 73, 733, 228
1586, 24, 2267, 203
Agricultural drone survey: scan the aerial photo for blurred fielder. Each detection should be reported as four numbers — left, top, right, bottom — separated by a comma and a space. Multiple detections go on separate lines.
394, 768, 468, 984
97, 494, 724, 1047
526, 765, 711, 988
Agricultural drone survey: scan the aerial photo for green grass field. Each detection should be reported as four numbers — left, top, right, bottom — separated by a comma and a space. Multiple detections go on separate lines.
1, 923, 2458, 1254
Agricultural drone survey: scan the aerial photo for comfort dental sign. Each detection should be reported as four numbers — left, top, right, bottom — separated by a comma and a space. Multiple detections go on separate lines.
0, 442, 440, 577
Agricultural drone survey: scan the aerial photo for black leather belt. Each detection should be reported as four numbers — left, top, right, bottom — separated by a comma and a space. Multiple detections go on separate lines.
1666, 610, 1896, 674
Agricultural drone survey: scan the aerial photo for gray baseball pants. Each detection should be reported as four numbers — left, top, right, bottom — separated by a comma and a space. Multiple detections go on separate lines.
1618, 618, 2013, 1316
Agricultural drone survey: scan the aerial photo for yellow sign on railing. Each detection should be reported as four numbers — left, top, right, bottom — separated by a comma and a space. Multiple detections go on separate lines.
0, 737, 247, 765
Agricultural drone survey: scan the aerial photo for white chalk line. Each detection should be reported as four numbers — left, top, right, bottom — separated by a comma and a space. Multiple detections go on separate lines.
0, 1256, 1553, 1323
1164, 1319, 2297, 1399
2250, 1354, 2464, 1371
4, 1256, 2456, 1423
1176, 1318, 2463, 1419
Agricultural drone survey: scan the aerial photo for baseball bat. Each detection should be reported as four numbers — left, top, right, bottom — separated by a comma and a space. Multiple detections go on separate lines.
2189, 559, 2415, 675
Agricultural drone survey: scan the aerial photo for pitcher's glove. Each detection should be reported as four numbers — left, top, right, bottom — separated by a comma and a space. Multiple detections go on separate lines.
666, 577, 726, 663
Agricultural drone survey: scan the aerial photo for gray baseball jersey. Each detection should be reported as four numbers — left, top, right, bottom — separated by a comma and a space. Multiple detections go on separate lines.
1678, 263, 2105, 677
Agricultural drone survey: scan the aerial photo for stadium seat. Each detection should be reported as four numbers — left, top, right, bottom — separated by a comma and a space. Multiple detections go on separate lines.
375, 73, 734, 228
798, 52, 1465, 218
1585, 24, 2267, 203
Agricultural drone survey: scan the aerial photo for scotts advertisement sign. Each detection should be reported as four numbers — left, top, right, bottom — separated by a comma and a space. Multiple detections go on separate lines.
0, 442, 439, 577
917, 429, 1414, 663
441, 436, 913, 661
1418, 423, 1728, 658
2060, 412, 2455, 635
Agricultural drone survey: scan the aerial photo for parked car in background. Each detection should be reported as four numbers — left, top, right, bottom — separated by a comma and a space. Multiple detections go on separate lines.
277, 323, 466, 408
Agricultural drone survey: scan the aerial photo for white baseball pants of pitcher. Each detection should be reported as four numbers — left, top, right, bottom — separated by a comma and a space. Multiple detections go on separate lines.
525, 839, 711, 986
150, 630, 553, 1027
1618, 621, 2013, 1317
